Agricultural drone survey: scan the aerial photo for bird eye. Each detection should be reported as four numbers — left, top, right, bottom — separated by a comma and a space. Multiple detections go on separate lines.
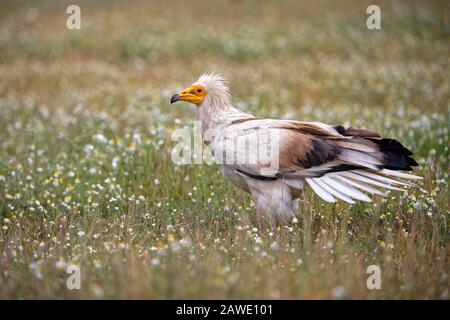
197, 89, 202, 93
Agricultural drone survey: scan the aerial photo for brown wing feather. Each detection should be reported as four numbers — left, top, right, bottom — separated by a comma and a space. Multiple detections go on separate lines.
278, 130, 340, 171
333, 125, 381, 138
276, 122, 383, 172
230, 120, 416, 179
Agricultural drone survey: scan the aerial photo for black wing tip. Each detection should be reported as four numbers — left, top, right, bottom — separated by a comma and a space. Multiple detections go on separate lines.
370, 138, 419, 171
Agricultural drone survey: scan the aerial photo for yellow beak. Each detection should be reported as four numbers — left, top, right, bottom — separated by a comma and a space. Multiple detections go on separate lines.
170, 85, 206, 105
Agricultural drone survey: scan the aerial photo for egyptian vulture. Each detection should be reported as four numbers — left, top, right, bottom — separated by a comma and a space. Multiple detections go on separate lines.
171, 73, 421, 228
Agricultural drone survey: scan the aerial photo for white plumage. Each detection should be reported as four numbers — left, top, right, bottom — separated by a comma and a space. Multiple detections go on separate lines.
171, 73, 422, 228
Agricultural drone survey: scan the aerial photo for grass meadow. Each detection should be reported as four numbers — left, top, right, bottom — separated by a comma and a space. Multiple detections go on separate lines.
0, 0, 449, 299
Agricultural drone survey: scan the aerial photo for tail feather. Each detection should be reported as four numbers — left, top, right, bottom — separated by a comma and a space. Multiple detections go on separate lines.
321, 176, 372, 202
353, 170, 416, 187
315, 178, 355, 203
333, 175, 385, 195
304, 167, 422, 203
381, 169, 423, 180
285, 128, 422, 203
337, 171, 405, 191
370, 138, 418, 171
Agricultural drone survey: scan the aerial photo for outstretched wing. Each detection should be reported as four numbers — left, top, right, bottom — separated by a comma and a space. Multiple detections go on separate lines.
217, 118, 421, 203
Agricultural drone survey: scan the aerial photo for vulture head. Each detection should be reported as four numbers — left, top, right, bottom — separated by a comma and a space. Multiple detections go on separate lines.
170, 73, 231, 107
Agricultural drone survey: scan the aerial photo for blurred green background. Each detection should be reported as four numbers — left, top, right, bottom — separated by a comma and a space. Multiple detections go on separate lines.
0, 0, 448, 299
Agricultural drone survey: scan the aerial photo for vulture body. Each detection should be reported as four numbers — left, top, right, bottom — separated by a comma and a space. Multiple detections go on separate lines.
171, 73, 421, 228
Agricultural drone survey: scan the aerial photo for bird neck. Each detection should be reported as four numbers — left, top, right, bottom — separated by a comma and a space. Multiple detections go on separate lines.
196, 95, 245, 134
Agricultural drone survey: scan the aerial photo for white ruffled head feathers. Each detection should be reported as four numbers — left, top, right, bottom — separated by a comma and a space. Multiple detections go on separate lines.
194, 72, 232, 107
